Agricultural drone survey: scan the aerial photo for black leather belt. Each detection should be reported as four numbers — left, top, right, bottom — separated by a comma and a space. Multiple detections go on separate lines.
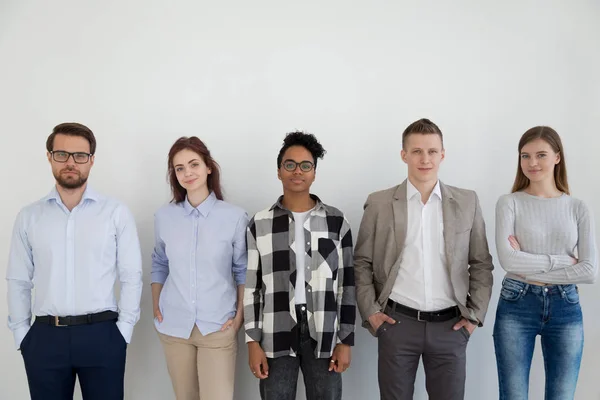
387, 299, 459, 322
35, 311, 118, 327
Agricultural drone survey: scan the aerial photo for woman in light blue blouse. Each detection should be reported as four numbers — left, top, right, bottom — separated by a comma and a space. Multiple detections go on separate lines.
151, 136, 248, 400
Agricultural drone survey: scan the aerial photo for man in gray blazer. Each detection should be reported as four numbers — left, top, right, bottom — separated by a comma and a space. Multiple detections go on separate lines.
354, 118, 494, 400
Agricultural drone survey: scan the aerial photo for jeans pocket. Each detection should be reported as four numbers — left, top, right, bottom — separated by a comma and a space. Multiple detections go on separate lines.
562, 285, 580, 304
500, 280, 525, 301
500, 287, 524, 301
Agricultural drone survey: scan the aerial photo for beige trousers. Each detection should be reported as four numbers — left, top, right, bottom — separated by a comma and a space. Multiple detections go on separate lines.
157, 325, 238, 400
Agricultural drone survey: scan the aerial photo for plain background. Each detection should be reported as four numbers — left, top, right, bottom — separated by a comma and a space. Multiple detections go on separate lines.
1, 1, 599, 399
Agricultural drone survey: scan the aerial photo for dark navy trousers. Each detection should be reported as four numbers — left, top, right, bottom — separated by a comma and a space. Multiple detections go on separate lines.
20, 319, 127, 400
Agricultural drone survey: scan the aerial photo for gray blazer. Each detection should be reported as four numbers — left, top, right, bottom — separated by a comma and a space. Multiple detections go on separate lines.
354, 180, 494, 335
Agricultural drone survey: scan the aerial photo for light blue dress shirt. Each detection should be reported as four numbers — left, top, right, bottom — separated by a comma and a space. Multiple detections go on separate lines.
6, 186, 143, 349
151, 192, 248, 338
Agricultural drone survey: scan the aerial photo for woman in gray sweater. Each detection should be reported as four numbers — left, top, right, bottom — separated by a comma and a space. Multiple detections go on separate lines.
493, 126, 597, 400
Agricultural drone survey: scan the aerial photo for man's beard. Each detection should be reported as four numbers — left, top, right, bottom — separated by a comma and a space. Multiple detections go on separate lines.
54, 168, 88, 189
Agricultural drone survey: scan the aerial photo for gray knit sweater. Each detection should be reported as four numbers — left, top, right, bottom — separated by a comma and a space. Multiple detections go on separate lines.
495, 191, 597, 284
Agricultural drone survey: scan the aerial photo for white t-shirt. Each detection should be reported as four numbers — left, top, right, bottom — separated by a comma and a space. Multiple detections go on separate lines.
292, 209, 312, 304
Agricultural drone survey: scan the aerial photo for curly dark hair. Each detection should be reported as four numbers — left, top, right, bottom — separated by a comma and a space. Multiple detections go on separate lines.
276, 131, 327, 169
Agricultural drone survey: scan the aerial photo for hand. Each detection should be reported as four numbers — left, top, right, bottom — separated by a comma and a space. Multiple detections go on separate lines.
368, 312, 396, 332
453, 318, 477, 335
153, 306, 163, 323
248, 342, 269, 379
508, 235, 521, 251
220, 316, 243, 332
329, 344, 351, 373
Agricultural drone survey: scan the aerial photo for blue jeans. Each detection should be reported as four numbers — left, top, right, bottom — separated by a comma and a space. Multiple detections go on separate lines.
259, 305, 342, 400
493, 278, 584, 400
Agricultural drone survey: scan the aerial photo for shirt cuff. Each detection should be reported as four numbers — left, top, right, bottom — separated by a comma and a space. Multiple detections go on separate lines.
116, 320, 134, 344
151, 271, 168, 285
244, 328, 262, 344
234, 271, 246, 286
336, 331, 355, 346
14, 326, 30, 350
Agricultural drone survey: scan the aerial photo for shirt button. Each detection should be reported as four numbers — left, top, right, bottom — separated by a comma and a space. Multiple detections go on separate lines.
544, 288, 548, 292
301, 306, 306, 311
307, 242, 310, 246
307, 289, 311, 292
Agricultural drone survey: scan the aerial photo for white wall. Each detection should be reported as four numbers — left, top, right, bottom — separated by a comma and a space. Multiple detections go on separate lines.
1, 1, 599, 399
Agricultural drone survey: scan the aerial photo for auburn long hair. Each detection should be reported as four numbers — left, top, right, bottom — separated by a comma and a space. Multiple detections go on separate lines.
167, 136, 224, 203
511, 126, 569, 194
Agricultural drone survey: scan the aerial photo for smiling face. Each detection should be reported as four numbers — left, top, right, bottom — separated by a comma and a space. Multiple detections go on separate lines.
401, 133, 445, 186
47, 134, 94, 190
277, 145, 316, 195
172, 149, 211, 194
519, 138, 560, 184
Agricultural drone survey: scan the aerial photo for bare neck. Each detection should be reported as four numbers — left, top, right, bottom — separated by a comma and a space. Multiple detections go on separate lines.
282, 191, 315, 212
187, 186, 211, 208
524, 180, 562, 198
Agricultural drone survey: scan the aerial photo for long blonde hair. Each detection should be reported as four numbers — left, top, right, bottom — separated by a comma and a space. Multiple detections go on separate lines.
511, 126, 569, 194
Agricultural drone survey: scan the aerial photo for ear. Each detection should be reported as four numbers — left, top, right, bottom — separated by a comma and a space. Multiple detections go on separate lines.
277, 168, 282, 181
207, 167, 212, 175
401, 149, 408, 164
90, 155, 95, 167
47, 152, 52, 164
440, 148, 446, 162
555, 152, 561, 165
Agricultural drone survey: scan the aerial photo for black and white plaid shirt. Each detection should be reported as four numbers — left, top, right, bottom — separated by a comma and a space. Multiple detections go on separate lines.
244, 195, 356, 359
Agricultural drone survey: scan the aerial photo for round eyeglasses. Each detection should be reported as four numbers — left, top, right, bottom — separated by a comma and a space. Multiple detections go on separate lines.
282, 160, 314, 172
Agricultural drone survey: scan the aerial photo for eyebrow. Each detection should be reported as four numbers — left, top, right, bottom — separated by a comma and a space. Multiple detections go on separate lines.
283, 159, 313, 163
520, 151, 548, 154
174, 159, 200, 167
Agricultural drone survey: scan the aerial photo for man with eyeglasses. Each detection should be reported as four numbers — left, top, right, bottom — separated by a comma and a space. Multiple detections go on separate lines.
6, 123, 143, 400
244, 131, 356, 400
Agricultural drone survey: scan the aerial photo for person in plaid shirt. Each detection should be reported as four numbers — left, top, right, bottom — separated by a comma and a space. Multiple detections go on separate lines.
244, 131, 356, 400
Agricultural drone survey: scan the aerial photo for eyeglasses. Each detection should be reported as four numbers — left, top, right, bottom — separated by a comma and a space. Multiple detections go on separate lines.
281, 160, 314, 172
50, 150, 92, 164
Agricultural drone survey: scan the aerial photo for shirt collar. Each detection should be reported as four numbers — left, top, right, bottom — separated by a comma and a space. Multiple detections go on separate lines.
44, 185, 100, 203
182, 192, 217, 217
270, 194, 324, 213
406, 179, 442, 202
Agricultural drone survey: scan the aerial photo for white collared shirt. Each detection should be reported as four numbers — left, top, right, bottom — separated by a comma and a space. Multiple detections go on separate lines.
389, 180, 456, 311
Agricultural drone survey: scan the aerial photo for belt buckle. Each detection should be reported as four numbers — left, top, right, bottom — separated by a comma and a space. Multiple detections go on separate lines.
54, 316, 67, 327
417, 310, 425, 322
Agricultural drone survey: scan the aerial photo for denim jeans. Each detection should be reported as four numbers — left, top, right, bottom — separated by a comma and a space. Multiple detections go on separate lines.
259, 305, 342, 400
493, 278, 584, 400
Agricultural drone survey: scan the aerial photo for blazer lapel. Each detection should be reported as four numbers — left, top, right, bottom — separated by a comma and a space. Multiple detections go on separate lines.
440, 182, 457, 272
392, 181, 408, 257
